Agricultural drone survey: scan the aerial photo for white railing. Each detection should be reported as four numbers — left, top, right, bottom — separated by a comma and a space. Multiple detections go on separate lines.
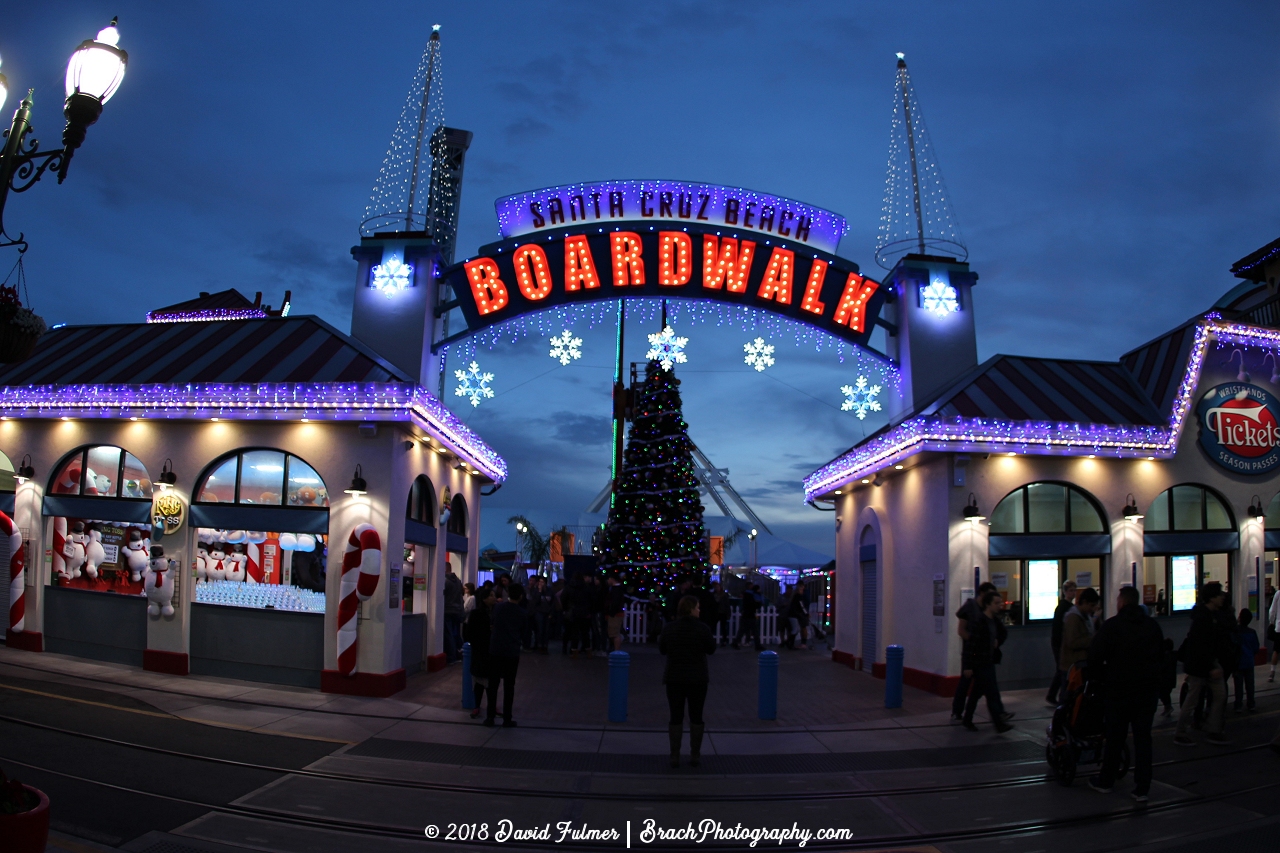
621, 601, 779, 645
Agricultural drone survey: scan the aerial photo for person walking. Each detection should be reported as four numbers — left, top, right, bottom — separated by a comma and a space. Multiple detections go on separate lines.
443, 566, 465, 664
713, 583, 732, 645
1174, 582, 1232, 746
485, 583, 526, 727
1233, 609, 1259, 712
1059, 587, 1100, 676
463, 582, 476, 616
961, 590, 1013, 733
787, 581, 810, 650
462, 585, 495, 718
1085, 585, 1165, 802
1046, 580, 1078, 705
733, 583, 761, 650
951, 582, 998, 723
659, 594, 716, 768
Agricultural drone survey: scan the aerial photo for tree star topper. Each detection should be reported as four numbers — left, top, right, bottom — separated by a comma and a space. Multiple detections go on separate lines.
370, 257, 413, 298
743, 337, 775, 372
454, 361, 495, 407
841, 376, 882, 420
548, 329, 583, 366
646, 325, 688, 371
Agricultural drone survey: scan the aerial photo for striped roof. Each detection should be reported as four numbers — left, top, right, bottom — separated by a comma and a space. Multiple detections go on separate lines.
0, 316, 411, 385
1119, 321, 1198, 418
927, 355, 1164, 426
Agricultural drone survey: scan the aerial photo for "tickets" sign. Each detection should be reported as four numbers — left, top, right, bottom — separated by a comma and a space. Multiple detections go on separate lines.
1196, 383, 1280, 474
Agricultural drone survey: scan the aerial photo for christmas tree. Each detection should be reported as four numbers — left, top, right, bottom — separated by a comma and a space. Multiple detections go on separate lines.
599, 360, 709, 594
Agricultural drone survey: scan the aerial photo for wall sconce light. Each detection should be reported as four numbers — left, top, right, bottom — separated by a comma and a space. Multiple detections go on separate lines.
963, 493, 985, 523
157, 458, 177, 490
1248, 494, 1265, 520
748, 528, 759, 540
15, 454, 34, 484
1123, 493, 1143, 521
344, 464, 368, 496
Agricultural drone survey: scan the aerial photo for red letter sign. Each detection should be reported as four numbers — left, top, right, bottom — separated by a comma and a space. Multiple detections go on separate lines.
702, 235, 755, 293
659, 232, 692, 287
564, 235, 601, 291
756, 247, 795, 304
610, 232, 645, 287
800, 258, 828, 315
831, 272, 879, 332
463, 259, 509, 316
513, 244, 552, 300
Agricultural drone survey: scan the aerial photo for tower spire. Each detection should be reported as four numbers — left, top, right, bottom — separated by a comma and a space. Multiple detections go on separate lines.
361, 24, 446, 238
875, 53, 967, 270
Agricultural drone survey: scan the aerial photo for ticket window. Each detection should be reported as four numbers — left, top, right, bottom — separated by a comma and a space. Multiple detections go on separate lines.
989, 559, 1022, 625
1001, 557, 1105, 624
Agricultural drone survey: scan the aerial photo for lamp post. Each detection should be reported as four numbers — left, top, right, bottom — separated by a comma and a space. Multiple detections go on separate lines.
748, 527, 758, 572
0, 18, 128, 252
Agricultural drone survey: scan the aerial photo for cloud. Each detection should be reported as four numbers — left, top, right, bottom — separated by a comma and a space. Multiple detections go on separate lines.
551, 412, 613, 446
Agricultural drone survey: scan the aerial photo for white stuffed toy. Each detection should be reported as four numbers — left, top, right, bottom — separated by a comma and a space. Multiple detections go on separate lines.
84, 525, 107, 580
226, 544, 247, 582
64, 521, 87, 579
144, 545, 175, 617
207, 544, 228, 581
296, 534, 316, 553
123, 528, 150, 582
195, 544, 210, 582
278, 532, 298, 551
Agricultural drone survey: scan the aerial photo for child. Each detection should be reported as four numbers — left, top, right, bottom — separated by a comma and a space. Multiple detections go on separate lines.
1161, 637, 1178, 717
1235, 609, 1260, 712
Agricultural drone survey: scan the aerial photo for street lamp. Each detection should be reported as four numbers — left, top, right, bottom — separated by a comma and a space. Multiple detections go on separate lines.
0, 18, 128, 252
748, 527, 759, 571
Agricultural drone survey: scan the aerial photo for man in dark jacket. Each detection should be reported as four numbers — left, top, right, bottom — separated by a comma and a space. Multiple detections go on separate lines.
1086, 585, 1164, 801
733, 584, 762, 650
443, 567, 465, 664
1046, 580, 1078, 704
961, 591, 1013, 732
1174, 582, 1231, 746
952, 582, 998, 722
485, 584, 527, 727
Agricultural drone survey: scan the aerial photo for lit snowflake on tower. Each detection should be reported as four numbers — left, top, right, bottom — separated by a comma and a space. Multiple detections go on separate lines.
454, 361, 495, 407
920, 275, 959, 316
646, 325, 688, 371
743, 337, 775, 372
370, 257, 413, 298
841, 376, 882, 420
548, 329, 583, 366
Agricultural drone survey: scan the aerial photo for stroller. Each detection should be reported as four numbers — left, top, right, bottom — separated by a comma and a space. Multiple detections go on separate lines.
1045, 663, 1129, 786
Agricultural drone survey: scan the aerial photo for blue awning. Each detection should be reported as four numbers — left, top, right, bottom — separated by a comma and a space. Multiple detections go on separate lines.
43, 495, 151, 524
190, 504, 329, 535
989, 533, 1112, 559
405, 518, 437, 547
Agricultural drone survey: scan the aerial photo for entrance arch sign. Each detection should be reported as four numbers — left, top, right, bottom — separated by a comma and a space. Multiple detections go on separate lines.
440, 180, 890, 353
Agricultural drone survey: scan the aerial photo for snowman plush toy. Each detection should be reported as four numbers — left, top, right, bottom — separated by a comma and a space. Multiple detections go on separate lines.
63, 521, 87, 579
206, 542, 228, 581
144, 545, 175, 617
123, 528, 150, 582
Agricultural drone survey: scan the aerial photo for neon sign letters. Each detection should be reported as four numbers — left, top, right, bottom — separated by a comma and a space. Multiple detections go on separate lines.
444, 225, 887, 352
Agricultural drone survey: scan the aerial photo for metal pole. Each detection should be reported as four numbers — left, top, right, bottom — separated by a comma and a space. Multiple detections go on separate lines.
610, 300, 626, 508
0, 92, 36, 239
898, 58, 926, 255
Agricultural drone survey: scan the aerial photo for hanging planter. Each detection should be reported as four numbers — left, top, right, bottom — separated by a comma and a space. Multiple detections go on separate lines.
0, 259, 47, 365
0, 768, 50, 853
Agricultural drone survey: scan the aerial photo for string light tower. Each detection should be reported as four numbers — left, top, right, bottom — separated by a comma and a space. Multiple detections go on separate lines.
874, 53, 967, 270
360, 25, 450, 244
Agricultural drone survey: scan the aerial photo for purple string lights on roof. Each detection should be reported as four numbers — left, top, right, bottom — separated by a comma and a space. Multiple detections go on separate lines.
0, 381, 507, 482
802, 319, 1265, 502
146, 308, 268, 324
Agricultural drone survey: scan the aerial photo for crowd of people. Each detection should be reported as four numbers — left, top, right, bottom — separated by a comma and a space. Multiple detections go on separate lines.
432, 565, 818, 742
953, 576, 1275, 803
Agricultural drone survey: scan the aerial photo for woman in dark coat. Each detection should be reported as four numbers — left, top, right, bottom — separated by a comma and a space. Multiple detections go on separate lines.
462, 586, 495, 718
659, 594, 716, 768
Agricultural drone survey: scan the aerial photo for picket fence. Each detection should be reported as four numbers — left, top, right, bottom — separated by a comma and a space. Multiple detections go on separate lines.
620, 601, 781, 645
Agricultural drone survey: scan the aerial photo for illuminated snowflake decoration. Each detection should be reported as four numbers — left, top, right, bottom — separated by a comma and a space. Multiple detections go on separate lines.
921, 276, 959, 316
840, 376, 882, 420
548, 329, 583, 366
743, 337, 775, 372
454, 361, 495, 407
646, 325, 688, 371
370, 257, 413, 298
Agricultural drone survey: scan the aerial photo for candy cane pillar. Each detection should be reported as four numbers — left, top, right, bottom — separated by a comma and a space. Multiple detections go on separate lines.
2, 511, 25, 634
336, 524, 381, 676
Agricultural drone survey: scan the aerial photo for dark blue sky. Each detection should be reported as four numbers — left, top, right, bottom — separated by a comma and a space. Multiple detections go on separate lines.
4, 2, 1279, 556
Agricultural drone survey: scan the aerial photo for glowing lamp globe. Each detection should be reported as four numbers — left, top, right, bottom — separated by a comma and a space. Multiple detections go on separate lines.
0, 54, 8, 113
65, 19, 128, 105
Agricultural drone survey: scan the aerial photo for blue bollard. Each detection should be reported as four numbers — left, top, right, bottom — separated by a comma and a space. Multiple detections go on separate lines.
884, 644, 904, 709
758, 650, 779, 720
461, 641, 474, 710
608, 650, 630, 722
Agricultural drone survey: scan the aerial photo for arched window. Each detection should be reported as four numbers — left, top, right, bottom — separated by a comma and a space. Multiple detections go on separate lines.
1143, 484, 1236, 615
988, 482, 1108, 626
195, 449, 328, 508
49, 445, 151, 499
448, 494, 467, 536
1144, 485, 1234, 532
407, 475, 435, 524
989, 482, 1106, 534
